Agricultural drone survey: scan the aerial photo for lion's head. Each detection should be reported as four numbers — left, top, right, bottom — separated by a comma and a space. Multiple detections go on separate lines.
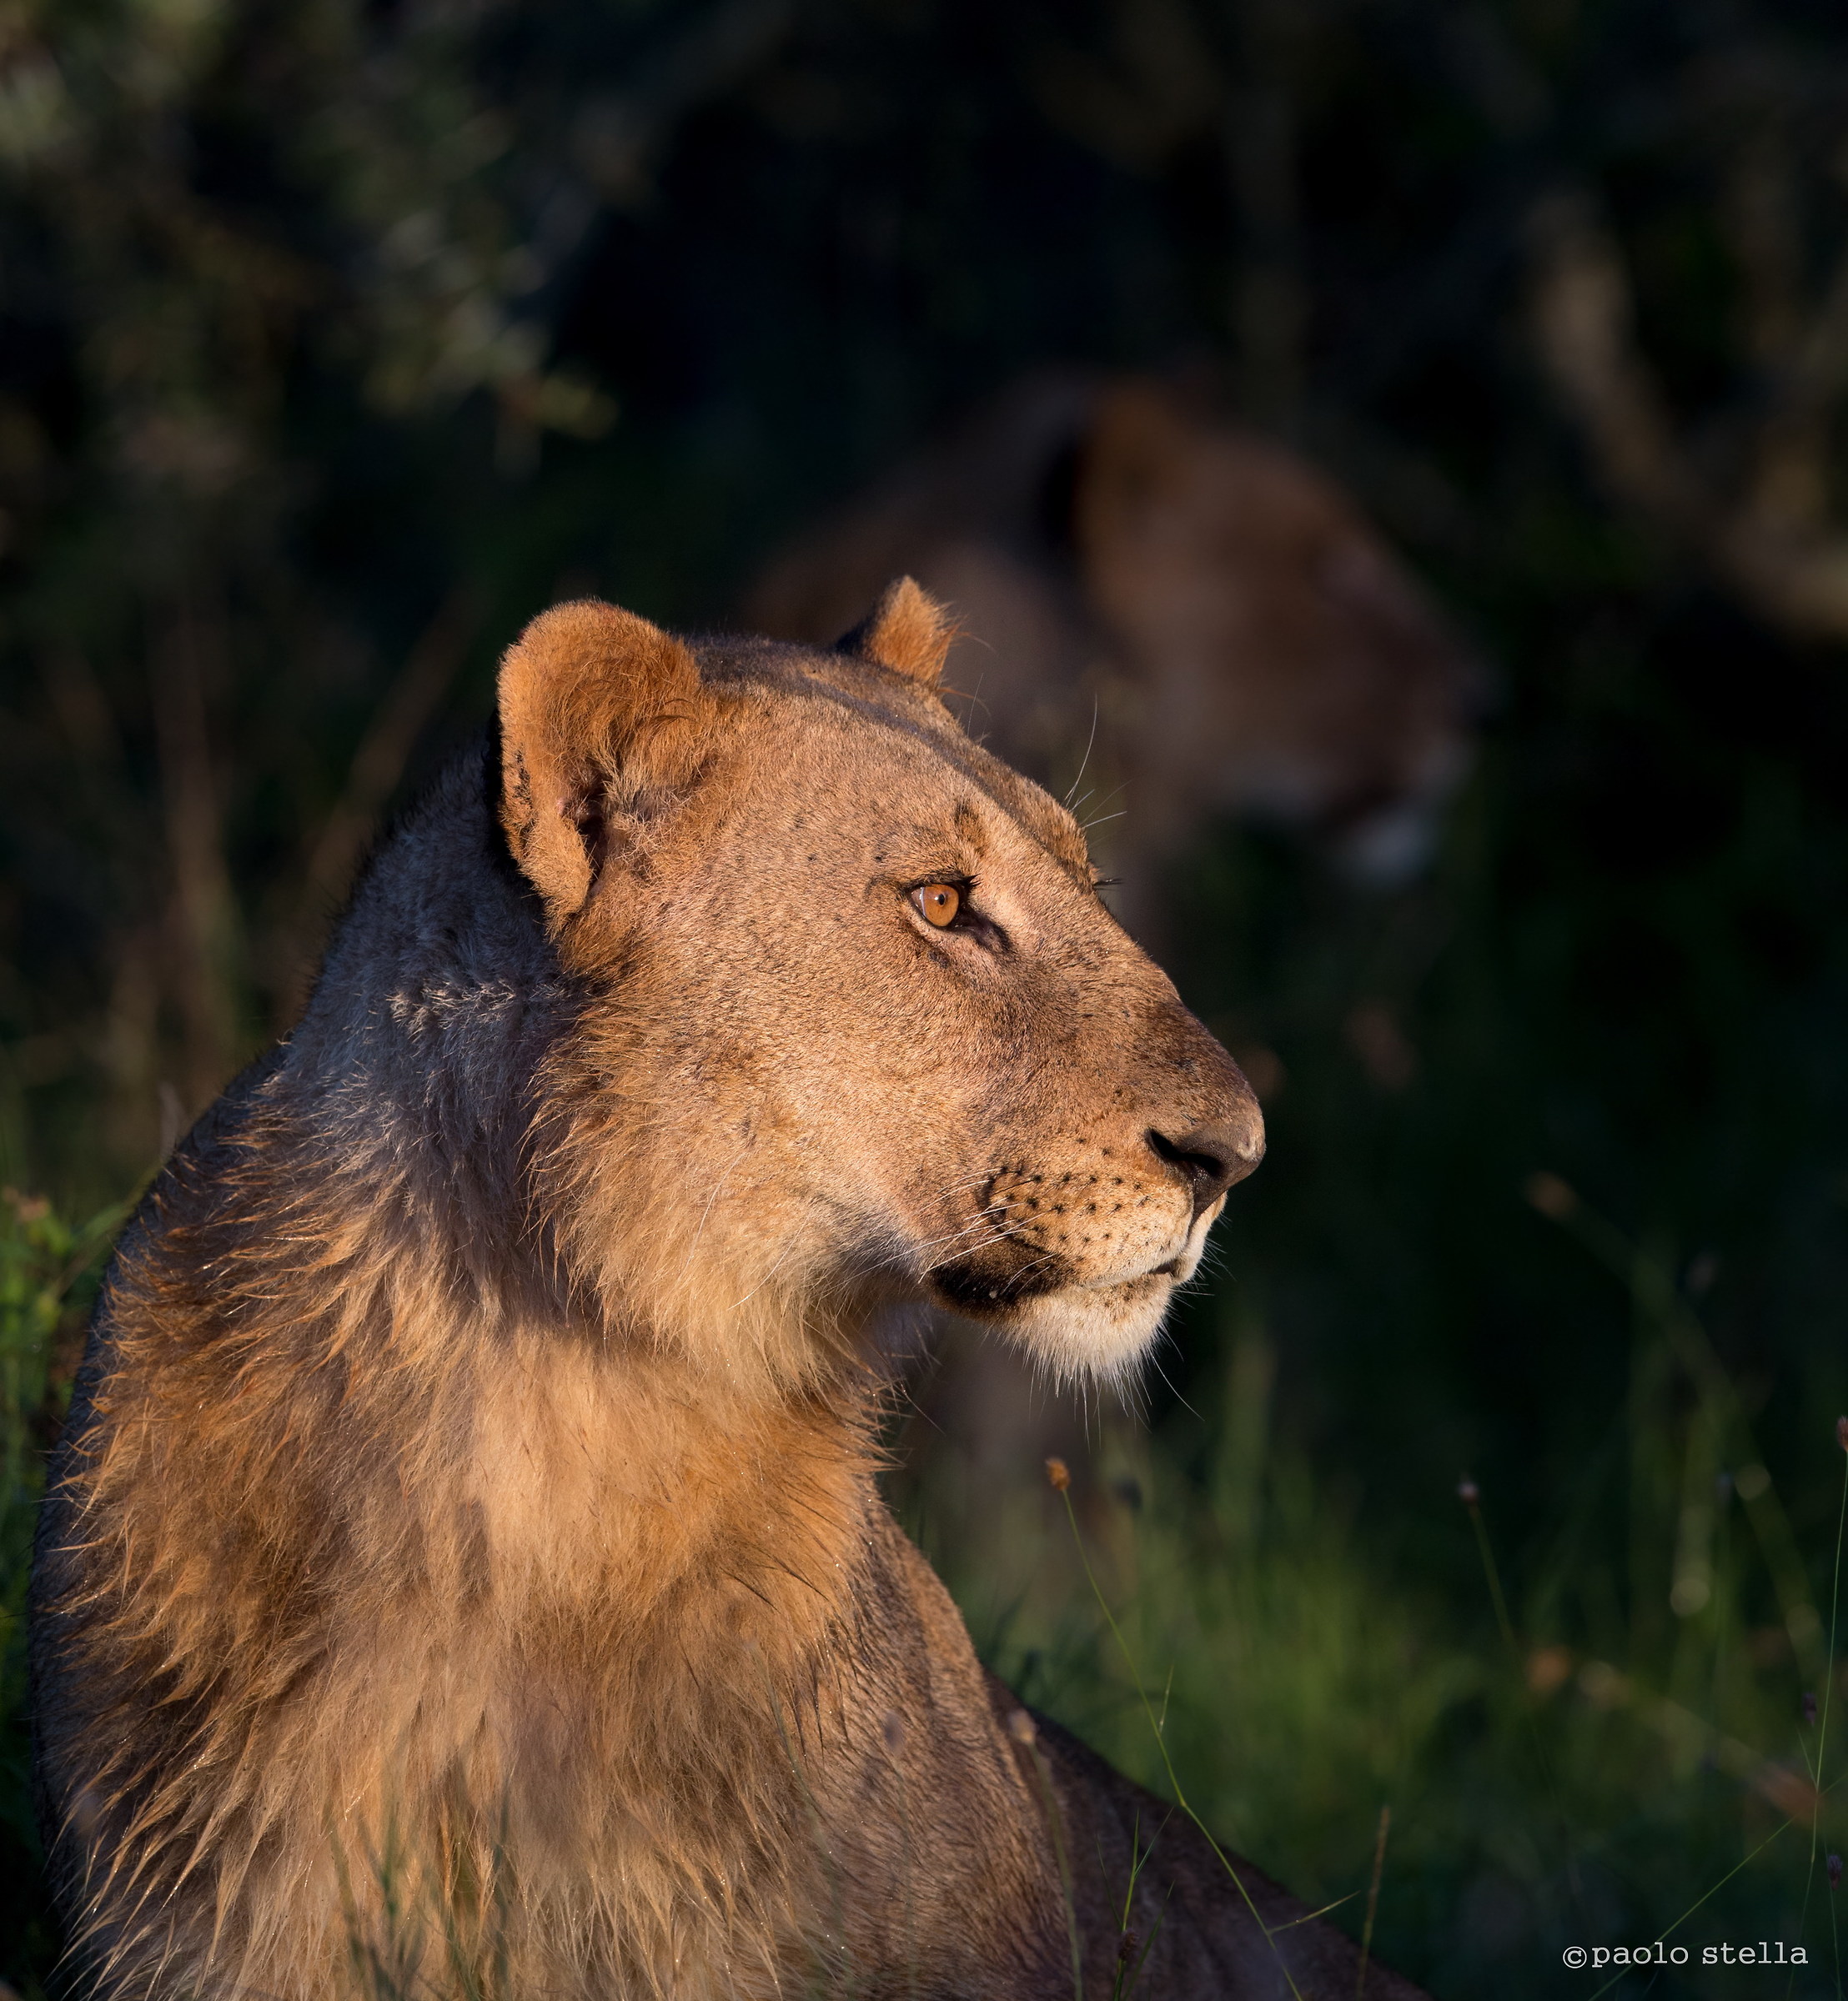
500, 579, 1262, 1388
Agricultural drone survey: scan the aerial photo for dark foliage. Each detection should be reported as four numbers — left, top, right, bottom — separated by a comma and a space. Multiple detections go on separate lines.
8, 0, 1848, 1989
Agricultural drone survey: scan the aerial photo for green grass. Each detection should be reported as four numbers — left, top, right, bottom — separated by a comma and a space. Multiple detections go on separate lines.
0, 1186, 121, 1994
6, 1183, 1848, 1997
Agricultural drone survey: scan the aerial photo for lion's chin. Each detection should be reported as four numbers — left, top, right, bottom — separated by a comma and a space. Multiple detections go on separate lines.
986, 1271, 1174, 1385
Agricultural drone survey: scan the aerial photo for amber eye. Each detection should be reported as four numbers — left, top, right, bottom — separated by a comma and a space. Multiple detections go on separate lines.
912, 883, 962, 928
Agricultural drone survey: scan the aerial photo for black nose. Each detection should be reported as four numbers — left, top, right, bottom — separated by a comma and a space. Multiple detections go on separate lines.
1147, 1108, 1266, 1219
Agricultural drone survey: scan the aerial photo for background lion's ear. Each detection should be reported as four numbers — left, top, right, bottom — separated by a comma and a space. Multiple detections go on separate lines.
497, 599, 711, 921
838, 576, 954, 686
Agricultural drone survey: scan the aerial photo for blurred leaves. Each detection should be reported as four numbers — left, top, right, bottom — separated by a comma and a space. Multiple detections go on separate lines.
0, 0, 636, 1172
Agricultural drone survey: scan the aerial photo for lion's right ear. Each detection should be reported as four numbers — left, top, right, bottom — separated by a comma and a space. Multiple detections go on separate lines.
497, 599, 711, 922
837, 576, 954, 687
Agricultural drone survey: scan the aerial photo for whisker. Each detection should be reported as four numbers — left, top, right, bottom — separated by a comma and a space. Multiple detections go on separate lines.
1063, 698, 1101, 808
1142, 1342, 1201, 1422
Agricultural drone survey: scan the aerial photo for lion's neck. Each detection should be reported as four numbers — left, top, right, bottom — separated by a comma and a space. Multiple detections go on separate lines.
90, 1149, 888, 1988
332, 1299, 886, 1983
458, 1321, 878, 1651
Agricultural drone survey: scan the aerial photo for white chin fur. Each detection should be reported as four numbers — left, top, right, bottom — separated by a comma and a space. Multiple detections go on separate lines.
995, 1272, 1175, 1385
992, 1197, 1227, 1382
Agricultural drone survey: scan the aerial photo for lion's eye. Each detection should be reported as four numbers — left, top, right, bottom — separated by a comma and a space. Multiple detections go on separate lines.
912, 883, 962, 928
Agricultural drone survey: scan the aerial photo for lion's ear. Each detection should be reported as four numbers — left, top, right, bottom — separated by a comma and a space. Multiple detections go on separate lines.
497, 599, 711, 921
838, 576, 954, 687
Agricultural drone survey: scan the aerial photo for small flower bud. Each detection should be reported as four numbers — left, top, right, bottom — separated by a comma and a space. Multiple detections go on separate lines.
1045, 1457, 1071, 1492
1525, 1171, 1578, 1220
1457, 1477, 1479, 1507
1117, 1930, 1138, 1964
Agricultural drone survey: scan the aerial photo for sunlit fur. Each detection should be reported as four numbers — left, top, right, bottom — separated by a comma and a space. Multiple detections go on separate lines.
31, 596, 1420, 1998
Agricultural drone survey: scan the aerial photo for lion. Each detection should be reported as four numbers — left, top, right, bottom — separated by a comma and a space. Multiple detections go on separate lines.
31, 583, 1425, 1998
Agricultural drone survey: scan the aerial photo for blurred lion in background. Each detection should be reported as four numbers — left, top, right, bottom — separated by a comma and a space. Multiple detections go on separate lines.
748, 371, 1481, 936
32, 584, 1426, 1997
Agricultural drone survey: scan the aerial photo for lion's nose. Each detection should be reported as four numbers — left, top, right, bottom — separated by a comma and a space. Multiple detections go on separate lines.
1147, 1103, 1266, 1218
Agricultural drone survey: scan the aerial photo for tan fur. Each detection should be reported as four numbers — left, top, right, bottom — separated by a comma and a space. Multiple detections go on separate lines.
32, 596, 1424, 1998
498, 599, 713, 921
746, 370, 1481, 925
840, 575, 956, 686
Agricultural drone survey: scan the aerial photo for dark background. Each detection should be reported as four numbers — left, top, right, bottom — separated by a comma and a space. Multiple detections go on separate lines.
6, 1, 1848, 1991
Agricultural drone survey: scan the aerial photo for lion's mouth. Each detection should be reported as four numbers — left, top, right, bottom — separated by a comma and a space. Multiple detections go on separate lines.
923, 1210, 1215, 1376
928, 1252, 1074, 1314
934, 1263, 1180, 1381
926, 1182, 1218, 1316
1147, 1192, 1227, 1286
930, 1245, 1189, 1313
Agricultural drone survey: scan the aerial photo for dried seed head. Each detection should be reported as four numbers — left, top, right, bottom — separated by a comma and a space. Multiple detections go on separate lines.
1457, 1477, 1479, 1507
1830, 1853, 1842, 1891
1804, 1692, 1819, 1728
1526, 1646, 1573, 1697
1525, 1171, 1578, 1220
1046, 1457, 1071, 1492
1117, 1930, 1138, 1964
1007, 1708, 1038, 1747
